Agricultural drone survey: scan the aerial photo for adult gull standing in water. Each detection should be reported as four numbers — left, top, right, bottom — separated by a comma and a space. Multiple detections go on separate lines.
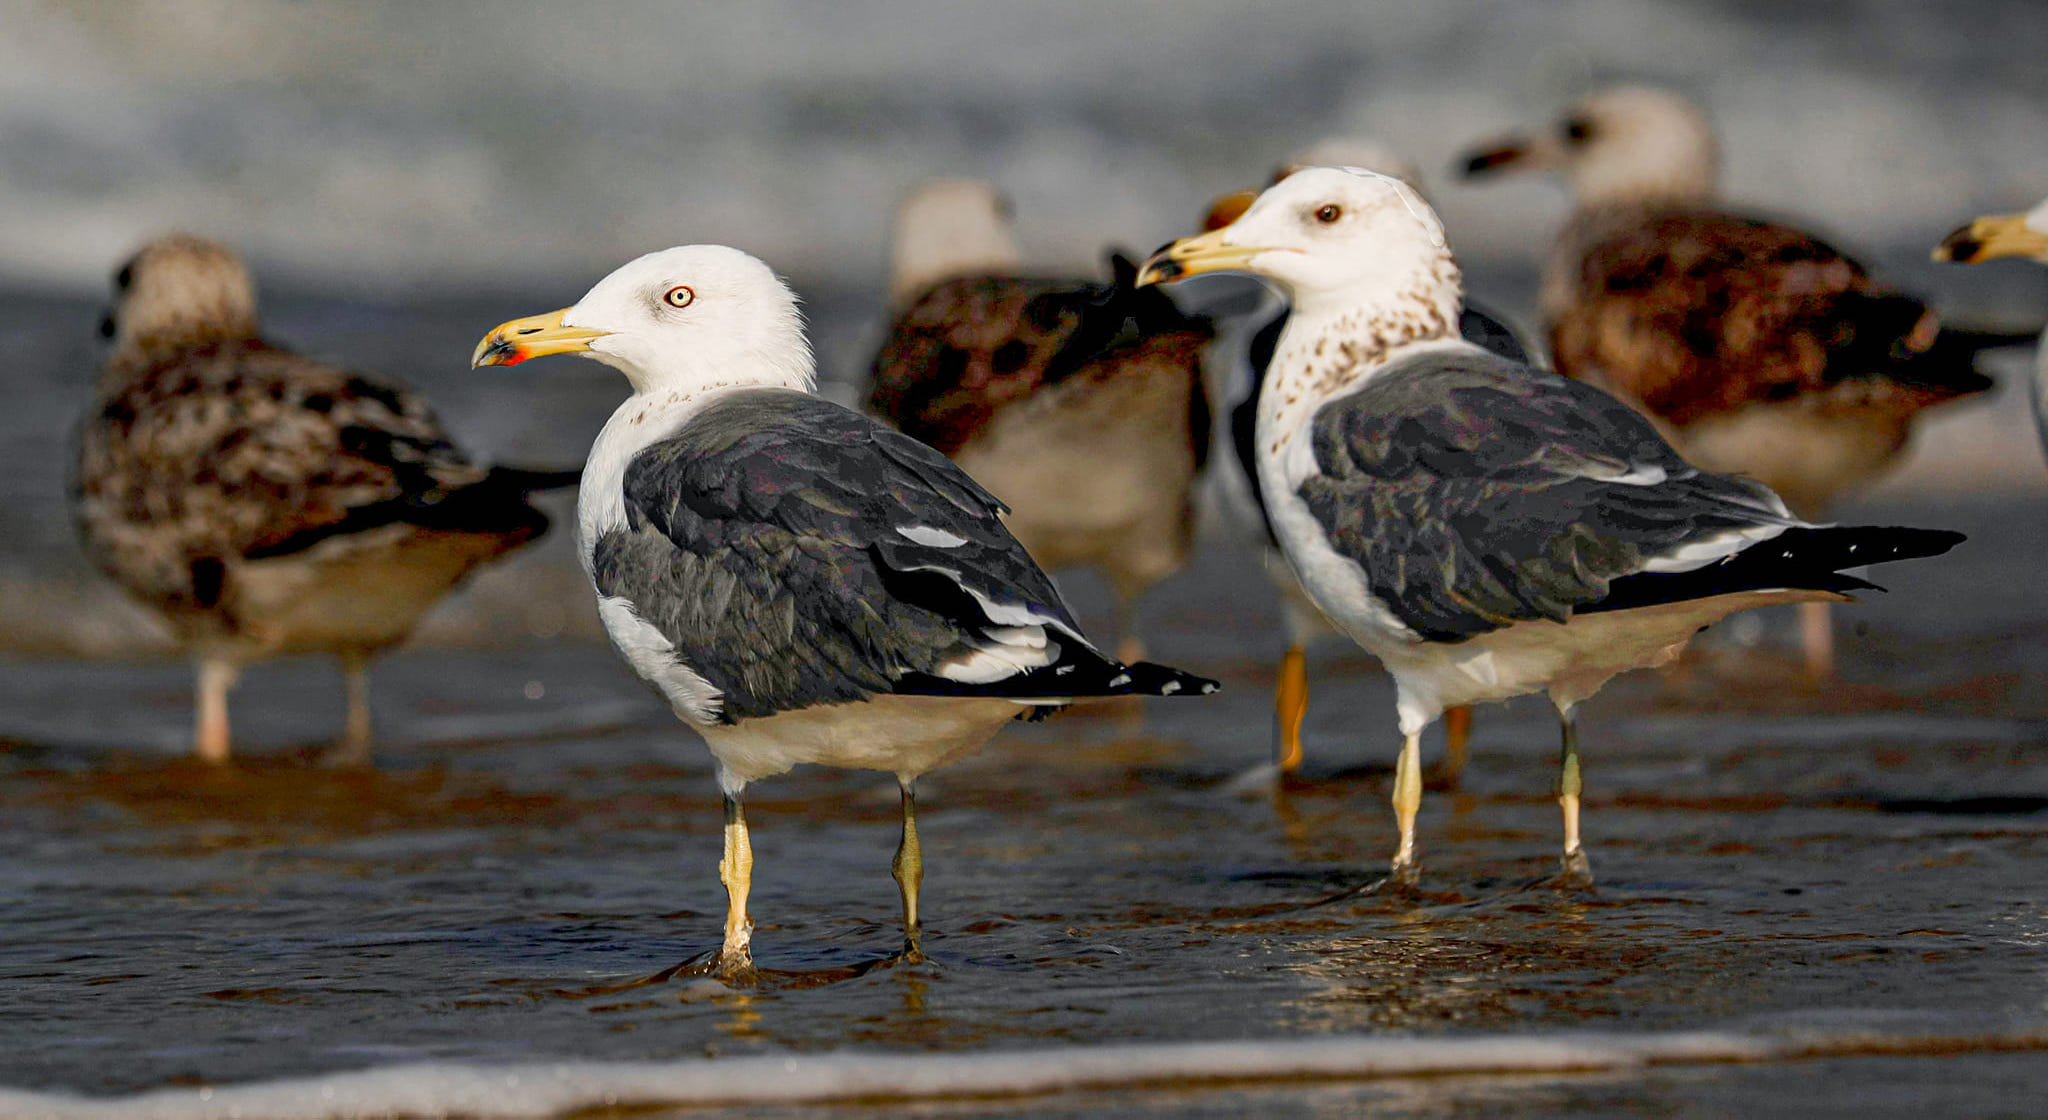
474, 245, 1217, 979
1139, 168, 1962, 888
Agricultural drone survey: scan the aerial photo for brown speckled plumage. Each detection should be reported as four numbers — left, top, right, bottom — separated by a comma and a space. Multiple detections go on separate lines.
867, 260, 1212, 659
869, 271, 1212, 463
74, 235, 572, 762
1550, 208, 1986, 438
1463, 88, 1999, 522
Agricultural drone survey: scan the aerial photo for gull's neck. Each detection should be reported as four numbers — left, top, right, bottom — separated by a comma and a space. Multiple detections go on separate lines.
1569, 173, 1717, 216
577, 380, 765, 575
1256, 256, 1464, 447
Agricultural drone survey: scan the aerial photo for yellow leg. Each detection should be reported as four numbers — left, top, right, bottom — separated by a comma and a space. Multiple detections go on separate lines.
718, 795, 755, 977
1556, 706, 1593, 888
1428, 705, 1472, 790
1274, 646, 1308, 776
1800, 600, 1834, 680
194, 657, 237, 764
893, 781, 926, 963
1389, 730, 1422, 885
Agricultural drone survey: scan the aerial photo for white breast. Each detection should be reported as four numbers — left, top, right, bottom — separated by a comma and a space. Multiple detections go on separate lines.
579, 387, 742, 726
576, 387, 732, 578
1252, 337, 1479, 653
598, 594, 724, 726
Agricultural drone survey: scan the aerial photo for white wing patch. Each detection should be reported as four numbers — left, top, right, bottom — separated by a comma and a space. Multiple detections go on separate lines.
896, 561, 1089, 644
1639, 522, 1791, 574
1589, 463, 1670, 486
597, 595, 724, 726
897, 524, 970, 548
935, 625, 1059, 684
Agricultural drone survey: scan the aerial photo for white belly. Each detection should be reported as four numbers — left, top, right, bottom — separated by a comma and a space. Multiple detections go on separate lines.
599, 590, 1025, 795
1381, 588, 1845, 733
701, 695, 1024, 794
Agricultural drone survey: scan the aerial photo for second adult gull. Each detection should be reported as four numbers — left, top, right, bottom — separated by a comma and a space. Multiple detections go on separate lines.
1139, 168, 1963, 888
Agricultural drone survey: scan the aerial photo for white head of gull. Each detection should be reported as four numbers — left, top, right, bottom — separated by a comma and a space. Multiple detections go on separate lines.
473, 245, 812, 559
1141, 171, 1963, 891
888, 178, 1024, 306
1461, 85, 1720, 211
1194, 158, 1532, 791
474, 245, 1217, 981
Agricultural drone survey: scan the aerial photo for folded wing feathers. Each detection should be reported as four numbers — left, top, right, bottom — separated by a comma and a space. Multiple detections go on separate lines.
615, 391, 1217, 715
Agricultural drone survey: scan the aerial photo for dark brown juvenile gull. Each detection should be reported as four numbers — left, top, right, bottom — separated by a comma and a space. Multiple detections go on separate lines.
472, 244, 1217, 980
1933, 199, 2048, 461
868, 178, 1212, 663
74, 235, 576, 765
1457, 86, 2011, 677
1200, 142, 1534, 786
1139, 168, 1962, 888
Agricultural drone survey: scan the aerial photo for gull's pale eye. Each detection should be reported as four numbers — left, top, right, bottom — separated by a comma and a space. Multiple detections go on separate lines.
663, 285, 695, 309
1314, 204, 1343, 225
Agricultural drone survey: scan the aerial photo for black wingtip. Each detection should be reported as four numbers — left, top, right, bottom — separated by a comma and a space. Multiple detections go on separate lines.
1865, 525, 1966, 561
1116, 660, 1222, 697
1587, 524, 1965, 618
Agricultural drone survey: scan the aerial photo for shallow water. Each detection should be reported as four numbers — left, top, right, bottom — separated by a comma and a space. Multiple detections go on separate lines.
2, 489, 2046, 1113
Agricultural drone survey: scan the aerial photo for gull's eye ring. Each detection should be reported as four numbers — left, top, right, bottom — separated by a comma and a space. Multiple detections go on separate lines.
1313, 204, 1343, 224
663, 285, 695, 309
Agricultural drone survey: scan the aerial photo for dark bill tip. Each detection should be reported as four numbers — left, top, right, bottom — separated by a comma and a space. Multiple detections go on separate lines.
1140, 255, 1185, 283
1459, 144, 1528, 179
474, 338, 526, 367
1933, 224, 1982, 263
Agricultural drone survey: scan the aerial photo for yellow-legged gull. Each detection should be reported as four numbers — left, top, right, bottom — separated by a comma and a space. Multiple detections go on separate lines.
1201, 145, 1534, 787
1139, 168, 1962, 888
473, 245, 1218, 979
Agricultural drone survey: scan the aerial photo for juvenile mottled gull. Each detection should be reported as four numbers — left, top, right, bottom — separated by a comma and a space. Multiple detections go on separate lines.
1139, 168, 1962, 887
869, 179, 1212, 663
473, 245, 1217, 978
1458, 86, 2012, 677
1934, 199, 2048, 462
74, 235, 575, 765
1200, 142, 1534, 786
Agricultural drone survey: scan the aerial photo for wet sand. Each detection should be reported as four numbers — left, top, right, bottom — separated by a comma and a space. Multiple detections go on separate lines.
1, 489, 2045, 1114
6, 282, 2047, 1114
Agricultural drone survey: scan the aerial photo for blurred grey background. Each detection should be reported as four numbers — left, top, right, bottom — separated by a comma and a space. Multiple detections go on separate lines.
5, 0, 2047, 658
7, 0, 2048, 291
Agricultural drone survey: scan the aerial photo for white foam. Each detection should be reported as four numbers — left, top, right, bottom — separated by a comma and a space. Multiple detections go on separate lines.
3, 1026, 2044, 1119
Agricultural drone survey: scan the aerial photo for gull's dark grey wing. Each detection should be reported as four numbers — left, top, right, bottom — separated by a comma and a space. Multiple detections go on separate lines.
591, 389, 1216, 722
1458, 303, 1531, 367
1301, 347, 1960, 643
1230, 302, 1530, 547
